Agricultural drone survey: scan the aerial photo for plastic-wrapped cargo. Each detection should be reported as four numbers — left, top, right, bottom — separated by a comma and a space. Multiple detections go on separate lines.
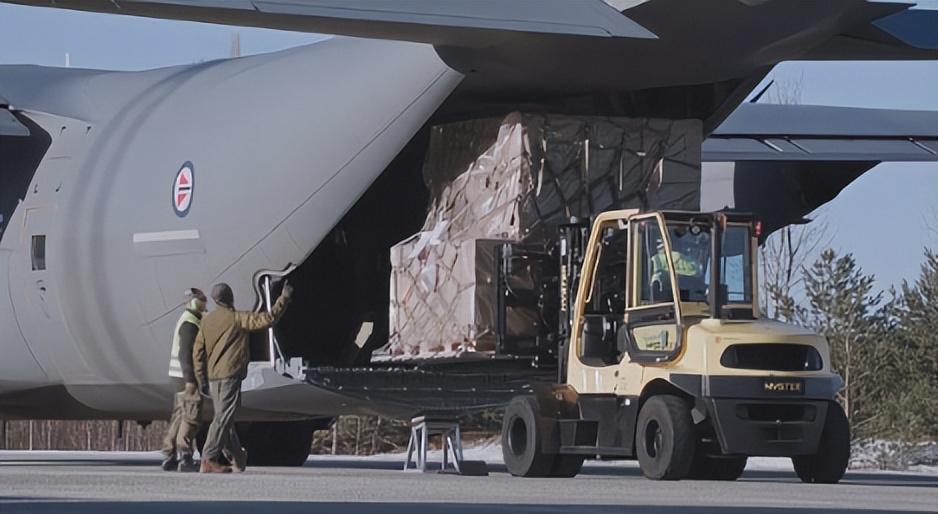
382, 112, 701, 360
389, 238, 512, 357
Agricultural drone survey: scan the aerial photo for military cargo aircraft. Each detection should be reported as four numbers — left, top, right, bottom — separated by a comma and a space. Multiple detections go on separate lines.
1, 0, 936, 465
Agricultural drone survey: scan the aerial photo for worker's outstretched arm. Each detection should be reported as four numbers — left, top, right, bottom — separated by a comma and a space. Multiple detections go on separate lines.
236, 282, 293, 332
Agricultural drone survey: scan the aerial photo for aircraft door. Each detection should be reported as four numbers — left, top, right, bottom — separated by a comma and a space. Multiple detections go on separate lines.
9, 205, 78, 378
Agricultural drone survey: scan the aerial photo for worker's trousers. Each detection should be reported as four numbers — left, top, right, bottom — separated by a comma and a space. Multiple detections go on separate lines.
161, 378, 202, 459
202, 378, 245, 464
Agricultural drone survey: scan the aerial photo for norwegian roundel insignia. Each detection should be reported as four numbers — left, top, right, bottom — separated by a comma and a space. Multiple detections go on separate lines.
172, 162, 194, 217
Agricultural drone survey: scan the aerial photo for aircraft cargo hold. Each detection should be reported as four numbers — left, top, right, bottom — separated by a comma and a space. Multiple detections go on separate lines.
383, 112, 702, 360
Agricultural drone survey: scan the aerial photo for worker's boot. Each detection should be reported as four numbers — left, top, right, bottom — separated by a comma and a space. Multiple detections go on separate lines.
199, 457, 232, 474
229, 447, 248, 473
177, 454, 199, 473
160, 454, 178, 472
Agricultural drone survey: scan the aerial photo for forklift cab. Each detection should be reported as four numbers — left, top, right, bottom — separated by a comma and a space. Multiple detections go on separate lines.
574, 210, 759, 369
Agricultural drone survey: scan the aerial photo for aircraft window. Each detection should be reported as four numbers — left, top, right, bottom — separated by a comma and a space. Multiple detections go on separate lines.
31, 235, 46, 271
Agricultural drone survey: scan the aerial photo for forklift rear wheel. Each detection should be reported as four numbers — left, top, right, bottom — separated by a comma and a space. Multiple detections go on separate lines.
688, 454, 748, 481
502, 396, 557, 477
792, 402, 850, 484
635, 395, 695, 480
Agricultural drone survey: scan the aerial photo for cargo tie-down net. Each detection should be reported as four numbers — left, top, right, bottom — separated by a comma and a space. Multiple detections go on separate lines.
381, 112, 701, 361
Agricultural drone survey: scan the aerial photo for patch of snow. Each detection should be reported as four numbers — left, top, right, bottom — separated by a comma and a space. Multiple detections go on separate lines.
850, 440, 938, 472
362, 440, 938, 476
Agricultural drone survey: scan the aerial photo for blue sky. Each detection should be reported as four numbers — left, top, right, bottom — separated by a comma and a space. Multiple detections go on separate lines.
1, 3, 936, 293
759, 60, 938, 293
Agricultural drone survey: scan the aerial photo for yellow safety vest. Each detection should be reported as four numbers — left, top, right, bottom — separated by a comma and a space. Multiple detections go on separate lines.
652, 251, 701, 278
168, 310, 201, 379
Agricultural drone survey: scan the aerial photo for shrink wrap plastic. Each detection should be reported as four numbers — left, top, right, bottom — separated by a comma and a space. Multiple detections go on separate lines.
384, 112, 701, 360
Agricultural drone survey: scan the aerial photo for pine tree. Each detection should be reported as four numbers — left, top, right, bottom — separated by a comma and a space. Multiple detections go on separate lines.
888, 250, 938, 440
802, 249, 885, 439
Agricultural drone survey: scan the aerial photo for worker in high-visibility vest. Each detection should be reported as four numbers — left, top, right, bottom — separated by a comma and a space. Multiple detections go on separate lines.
160, 288, 208, 472
650, 238, 704, 301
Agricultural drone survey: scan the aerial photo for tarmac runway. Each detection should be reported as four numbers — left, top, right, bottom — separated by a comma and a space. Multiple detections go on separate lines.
0, 451, 935, 514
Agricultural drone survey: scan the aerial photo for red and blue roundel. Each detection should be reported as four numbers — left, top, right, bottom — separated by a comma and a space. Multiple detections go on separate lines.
173, 162, 194, 217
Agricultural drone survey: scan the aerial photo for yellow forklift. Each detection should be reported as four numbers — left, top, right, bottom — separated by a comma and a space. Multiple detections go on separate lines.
500, 210, 850, 483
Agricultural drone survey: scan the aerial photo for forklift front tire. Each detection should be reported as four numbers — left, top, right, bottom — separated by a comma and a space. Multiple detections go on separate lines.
792, 401, 850, 484
502, 396, 557, 477
635, 395, 695, 480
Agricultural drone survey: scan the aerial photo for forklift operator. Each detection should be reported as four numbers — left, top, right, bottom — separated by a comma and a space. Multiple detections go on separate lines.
650, 227, 709, 301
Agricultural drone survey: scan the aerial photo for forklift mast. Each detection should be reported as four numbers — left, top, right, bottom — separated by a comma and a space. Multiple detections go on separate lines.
556, 221, 590, 384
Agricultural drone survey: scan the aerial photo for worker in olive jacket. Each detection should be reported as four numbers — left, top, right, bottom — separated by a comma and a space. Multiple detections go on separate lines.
194, 281, 292, 473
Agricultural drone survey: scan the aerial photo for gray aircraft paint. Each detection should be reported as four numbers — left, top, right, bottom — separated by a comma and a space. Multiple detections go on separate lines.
707, 103, 938, 162
0, 38, 462, 415
0, 0, 936, 421
4, 0, 934, 110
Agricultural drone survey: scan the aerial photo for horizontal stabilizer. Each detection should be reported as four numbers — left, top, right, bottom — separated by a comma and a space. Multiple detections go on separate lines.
705, 104, 938, 162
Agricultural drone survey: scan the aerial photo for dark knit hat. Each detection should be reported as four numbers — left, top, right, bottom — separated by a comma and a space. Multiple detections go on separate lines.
211, 283, 234, 307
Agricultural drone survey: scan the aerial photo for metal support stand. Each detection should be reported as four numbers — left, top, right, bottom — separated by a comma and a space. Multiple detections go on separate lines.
403, 416, 463, 473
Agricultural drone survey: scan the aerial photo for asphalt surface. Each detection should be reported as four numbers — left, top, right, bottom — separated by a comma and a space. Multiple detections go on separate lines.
0, 452, 935, 514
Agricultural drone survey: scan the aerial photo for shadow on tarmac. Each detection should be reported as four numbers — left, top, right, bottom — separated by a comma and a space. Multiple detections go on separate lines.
3, 453, 934, 490
0, 502, 932, 514
300, 458, 937, 488
3, 452, 935, 495
0, 457, 157, 467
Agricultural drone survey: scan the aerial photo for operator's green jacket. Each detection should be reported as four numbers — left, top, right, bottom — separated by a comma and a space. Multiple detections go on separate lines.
193, 294, 291, 382
652, 250, 701, 278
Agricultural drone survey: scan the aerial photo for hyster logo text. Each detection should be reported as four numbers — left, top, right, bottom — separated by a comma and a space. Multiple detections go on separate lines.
764, 381, 803, 393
